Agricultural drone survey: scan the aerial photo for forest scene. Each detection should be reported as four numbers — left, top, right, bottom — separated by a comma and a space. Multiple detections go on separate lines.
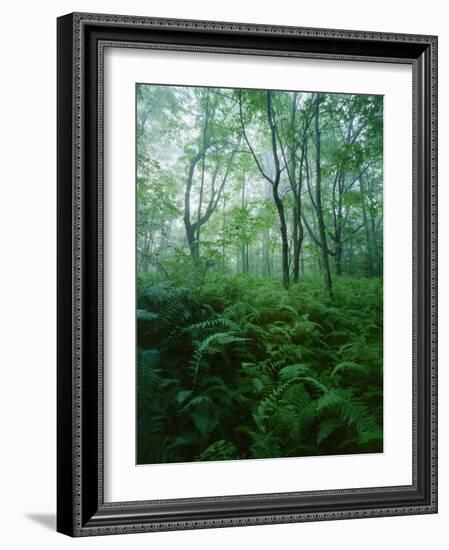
136, 83, 383, 465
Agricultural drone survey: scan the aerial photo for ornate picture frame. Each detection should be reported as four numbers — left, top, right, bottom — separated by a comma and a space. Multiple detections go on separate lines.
57, 12, 437, 536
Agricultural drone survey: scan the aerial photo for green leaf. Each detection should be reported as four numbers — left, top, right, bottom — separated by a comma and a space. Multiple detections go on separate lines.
192, 413, 218, 436
196, 440, 238, 461
252, 377, 264, 392
137, 309, 159, 322
331, 361, 364, 378
181, 395, 212, 411
176, 390, 193, 405
316, 389, 346, 412
317, 418, 341, 446
278, 364, 310, 381
141, 349, 160, 369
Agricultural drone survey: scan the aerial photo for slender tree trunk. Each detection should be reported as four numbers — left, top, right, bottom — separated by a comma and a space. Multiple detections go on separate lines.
292, 205, 304, 283
292, 206, 299, 282
140, 227, 152, 273
238, 90, 289, 287
348, 234, 354, 273
292, 160, 304, 283
370, 214, 380, 276
184, 151, 203, 256
263, 229, 271, 278
272, 189, 289, 288
367, 178, 380, 276
184, 146, 233, 259
359, 173, 374, 276
334, 208, 343, 276
277, 93, 305, 285
267, 91, 290, 289
335, 241, 343, 275
314, 93, 333, 296
222, 194, 226, 270
333, 174, 344, 275
241, 175, 247, 274
196, 90, 210, 255
264, 183, 271, 278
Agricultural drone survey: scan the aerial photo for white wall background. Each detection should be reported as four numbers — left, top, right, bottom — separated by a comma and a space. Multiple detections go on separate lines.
0, 1, 446, 548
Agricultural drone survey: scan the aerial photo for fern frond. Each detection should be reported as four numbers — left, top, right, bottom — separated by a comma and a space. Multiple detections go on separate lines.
331, 361, 365, 378
317, 418, 342, 446
278, 364, 310, 381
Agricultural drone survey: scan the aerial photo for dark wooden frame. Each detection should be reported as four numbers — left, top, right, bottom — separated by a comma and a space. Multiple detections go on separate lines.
57, 12, 438, 537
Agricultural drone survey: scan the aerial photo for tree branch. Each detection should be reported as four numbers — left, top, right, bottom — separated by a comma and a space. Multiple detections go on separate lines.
238, 91, 273, 184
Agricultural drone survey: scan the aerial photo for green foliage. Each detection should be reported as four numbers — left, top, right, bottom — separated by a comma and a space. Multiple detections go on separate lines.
135, 84, 384, 465
137, 274, 383, 464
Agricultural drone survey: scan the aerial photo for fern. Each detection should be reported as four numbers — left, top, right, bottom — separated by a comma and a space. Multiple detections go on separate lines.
331, 361, 365, 378
136, 275, 383, 464
195, 440, 239, 461
317, 418, 342, 446
278, 364, 311, 381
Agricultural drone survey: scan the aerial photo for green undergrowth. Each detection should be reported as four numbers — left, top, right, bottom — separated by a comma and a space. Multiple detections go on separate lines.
136, 272, 383, 464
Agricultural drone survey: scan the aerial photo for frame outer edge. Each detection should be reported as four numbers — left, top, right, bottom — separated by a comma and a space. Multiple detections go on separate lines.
71, 11, 437, 44
430, 36, 438, 513
57, 13, 77, 537
59, 12, 438, 536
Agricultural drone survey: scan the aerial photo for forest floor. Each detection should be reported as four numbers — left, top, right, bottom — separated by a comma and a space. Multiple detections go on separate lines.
136, 272, 383, 465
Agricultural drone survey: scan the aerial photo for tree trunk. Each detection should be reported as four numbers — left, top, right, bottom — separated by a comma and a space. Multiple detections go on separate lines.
334, 174, 344, 276
367, 178, 381, 276
359, 173, 374, 276
272, 188, 289, 288
238, 90, 289, 287
292, 204, 304, 283
196, 90, 211, 255
184, 147, 234, 259
267, 91, 290, 289
370, 214, 380, 276
335, 240, 343, 275
240, 175, 248, 274
263, 228, 271, 278
292, 155, 304, 284
222, 194, 226, 270
314, 93, 333, 296
184, 151, 203, 257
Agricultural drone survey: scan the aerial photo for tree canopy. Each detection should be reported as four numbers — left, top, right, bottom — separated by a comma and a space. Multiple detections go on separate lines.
137, 85, 383, 289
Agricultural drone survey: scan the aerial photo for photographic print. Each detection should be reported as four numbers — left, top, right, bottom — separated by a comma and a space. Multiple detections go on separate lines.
136, 83, 383, 465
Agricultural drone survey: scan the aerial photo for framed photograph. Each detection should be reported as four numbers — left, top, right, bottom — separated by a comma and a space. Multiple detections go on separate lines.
57, 12, 438, 536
